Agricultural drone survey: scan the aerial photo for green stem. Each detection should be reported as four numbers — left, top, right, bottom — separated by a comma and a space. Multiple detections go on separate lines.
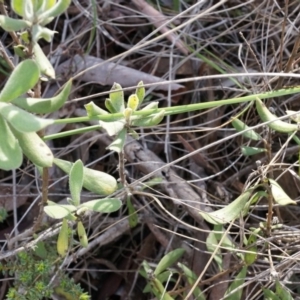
53, 86, 300, 125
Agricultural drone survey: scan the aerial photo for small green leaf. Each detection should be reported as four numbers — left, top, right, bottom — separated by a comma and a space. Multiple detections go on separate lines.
135, 81, 145, 106
11, 129, 54, 167
224, 266, 247, 300
85, 101, 109, 117
39, 0, 72, 21
69, 160, 84, 206
109, 82, 125, 113
231, 118, 262, 141
206, 229, 223, 270
244, 228, 259, 266
177, 263, 206, 300
0, 60, 40, 103
34, 241, 47, 259
105, 98, 117, 113
154, 248, 185, 276
99, 120, 125, 136
11, 0, 24, 16
127, 94, 139, 111
0, 102, 54, 132
12, 80, 72, 114
57, 218, 69, 257
141, 102, 159, 111
126, 196, 138, 228
31, 24, 57, 43
0, 16, 30, 32
44, 203, 76, 219
132, 111, 165, 127
77, 221, 88, 247
79, 198, 122, 213
107, 128, 126, 153
33, 42, 55, 78
0, 116, 22, 170
199, 189, 253, 225
276, 280, 293, 300
269, 179, 297, 205
54, 158, 118, 195
262, 288, 281, 300
241, 146, 266, 156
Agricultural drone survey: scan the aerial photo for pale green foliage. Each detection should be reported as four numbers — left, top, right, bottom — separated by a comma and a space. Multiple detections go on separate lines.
44, 159, 121, 252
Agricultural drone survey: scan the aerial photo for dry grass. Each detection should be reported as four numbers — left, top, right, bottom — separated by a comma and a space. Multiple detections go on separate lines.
1, 0, 300, 299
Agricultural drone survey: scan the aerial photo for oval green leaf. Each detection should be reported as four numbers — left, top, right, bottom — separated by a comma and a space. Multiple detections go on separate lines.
199, 189, 253, 225
69, 159, 84, 206
54, 158, 118, 195
154, 248, 185, 276
0, 60, 40, 103
241, 146, 266, 156
232, 118, 262, 141
57, 218, 69, 257
33, 42, 55, 78
79, 198, 122, 213
44, 203, 76, 219
0, 116, 22, 170
269, 178, 297, 205
12, 129, 53, 167
0, 103, 54, 132
109, 82, 125, 113
107, 128, 126, 153
0, 15, 30, 32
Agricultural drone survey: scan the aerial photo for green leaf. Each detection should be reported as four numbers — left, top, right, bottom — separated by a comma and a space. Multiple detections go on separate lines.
177, 263, 206, 300
231, 118, 262, 141
11, 0, 24, 16
0, 102, 54, 132
199, 189, 253, 225
135, 81, 145, 106
57, 218, 69, 257
0, 16, 30, 32
79, 198, 122, 213
276, 280, 294, 300
0, 60, 40, 103
31, 24, 57, 43
54, 158, 118, 195
34, 241, 47, 259
241, 146, 266, 156
224, 266, 247, 300
105, 98, 117, 113
244, 228, 259, 266
269, 178, 297, 205
99, 120, 125, 136
33, 42, 55, 78
262, 288, 281, 300
0, 116, 22, 170
109, 82, 125, 113
44, 203, 76, 219
39, 0, 72, 21
154, 248, 185, 276
69, 160, 84, 206
132, 111, 165, 127
11, 129, 53, 167
77, 221, 88, 247
206, 229, 223, 270
126, 196, 138, 228
85, 101, 109, 117
107, 128, 126, 153
127, 94, 139, 111
12, 80, 72, 113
